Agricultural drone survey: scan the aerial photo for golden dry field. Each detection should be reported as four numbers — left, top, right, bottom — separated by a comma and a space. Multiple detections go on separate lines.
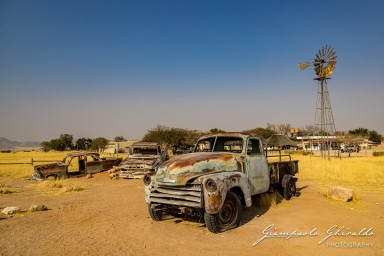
1, 150, 383, 256
295, 155, 384, 190
1, 151, 384, 187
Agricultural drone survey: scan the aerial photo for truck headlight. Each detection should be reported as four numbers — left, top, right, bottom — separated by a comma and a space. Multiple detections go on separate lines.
205, 178, 217, 192
143, 174, 151, 186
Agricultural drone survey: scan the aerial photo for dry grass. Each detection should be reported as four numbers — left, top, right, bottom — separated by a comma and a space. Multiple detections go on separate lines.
254, 191, 287, 208
0, 183, 15, 195
35, 179, 85, 194
295, 155, 384, 191
0, 187, 13, 194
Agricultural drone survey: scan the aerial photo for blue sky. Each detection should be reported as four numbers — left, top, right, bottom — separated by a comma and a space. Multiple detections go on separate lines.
1, 0, 383, 141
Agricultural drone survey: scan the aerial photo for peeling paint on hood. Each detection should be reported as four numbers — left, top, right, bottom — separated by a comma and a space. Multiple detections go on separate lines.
119, 156, 158, 166
155, 152, 243, 186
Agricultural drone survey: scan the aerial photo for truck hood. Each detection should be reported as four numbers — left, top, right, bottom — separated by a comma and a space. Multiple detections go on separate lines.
34, 162, 66, 169
155, 152, 243, 186
119, 156, 158, 166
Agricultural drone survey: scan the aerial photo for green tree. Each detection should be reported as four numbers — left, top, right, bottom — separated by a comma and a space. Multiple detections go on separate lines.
368, 130, 383, 144
142, 125, 169, 145
58, 134, 74, 150
348, 128, 383, 144
142, 125, 202, 148
40, 134, 74, 151
348, 128, 369, 138
75, 138, 92, 150
40, 141, 52, 152
243, 127, 275, 139
50, 138, 65, 151
114, 136, 126, 142
90, 137, 109, 152
209, 128, 225, 133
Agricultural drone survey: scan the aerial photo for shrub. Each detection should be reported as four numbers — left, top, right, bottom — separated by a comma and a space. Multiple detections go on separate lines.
373, 151, 384, 157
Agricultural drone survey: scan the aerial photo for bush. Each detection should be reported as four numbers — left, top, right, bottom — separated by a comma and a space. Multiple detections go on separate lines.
373, 151, 384, 157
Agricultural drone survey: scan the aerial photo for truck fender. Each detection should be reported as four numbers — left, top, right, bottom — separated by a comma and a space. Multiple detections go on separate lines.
201, 172, 252, 214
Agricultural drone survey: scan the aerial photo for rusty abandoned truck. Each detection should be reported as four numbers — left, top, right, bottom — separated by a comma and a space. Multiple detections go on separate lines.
32, 152, 122, 180
144, 132, 298, 233
118, 142, 168, 179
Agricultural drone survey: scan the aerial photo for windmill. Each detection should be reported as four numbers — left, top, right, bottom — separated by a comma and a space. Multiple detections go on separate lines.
299, 45, 337, 158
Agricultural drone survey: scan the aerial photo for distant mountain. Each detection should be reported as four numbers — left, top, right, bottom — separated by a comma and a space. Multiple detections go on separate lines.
0, 137, 41, 150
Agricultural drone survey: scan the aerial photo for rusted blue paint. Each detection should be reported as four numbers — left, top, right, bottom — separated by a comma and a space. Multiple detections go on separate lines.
197, 173, 252, 214
155, 152, 244, 186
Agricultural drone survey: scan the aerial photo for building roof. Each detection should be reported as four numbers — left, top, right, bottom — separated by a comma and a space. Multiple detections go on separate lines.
265, 134, 297, 147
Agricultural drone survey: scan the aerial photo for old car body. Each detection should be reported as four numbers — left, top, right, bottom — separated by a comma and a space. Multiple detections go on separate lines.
32, 152, 122, 180
118, 142, 168, 179
144, 132, 299, 233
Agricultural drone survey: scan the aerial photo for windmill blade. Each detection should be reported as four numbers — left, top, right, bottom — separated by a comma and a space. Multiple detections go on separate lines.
329, 51, 336, 59
298, 62, 311, 71
326, 48, 333, 57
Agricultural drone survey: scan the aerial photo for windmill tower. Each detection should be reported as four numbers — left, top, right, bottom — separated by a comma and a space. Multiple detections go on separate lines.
299, 45, 337, 158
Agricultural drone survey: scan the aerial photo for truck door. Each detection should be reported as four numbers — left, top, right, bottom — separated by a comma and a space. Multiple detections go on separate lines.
85, 155, 103, 174
245, 138, 270, 195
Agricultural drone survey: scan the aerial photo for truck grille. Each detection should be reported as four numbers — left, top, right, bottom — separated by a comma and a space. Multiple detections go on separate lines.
149, 184, 203, 208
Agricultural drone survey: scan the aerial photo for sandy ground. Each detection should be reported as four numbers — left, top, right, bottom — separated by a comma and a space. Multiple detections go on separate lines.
1, 172, 383, 256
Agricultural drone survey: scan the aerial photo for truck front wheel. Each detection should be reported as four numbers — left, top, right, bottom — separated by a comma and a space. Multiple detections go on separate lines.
204, 191, 241, 233
148, 205, 162, 221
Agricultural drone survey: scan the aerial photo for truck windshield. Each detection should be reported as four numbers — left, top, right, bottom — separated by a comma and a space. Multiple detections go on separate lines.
195, 137, 244, 153
132, 148, 158, 155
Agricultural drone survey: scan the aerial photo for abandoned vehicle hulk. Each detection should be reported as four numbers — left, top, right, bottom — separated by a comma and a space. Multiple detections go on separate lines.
32, 152, 122, 180
118, 142, 168, 179
144, 132, 298, 233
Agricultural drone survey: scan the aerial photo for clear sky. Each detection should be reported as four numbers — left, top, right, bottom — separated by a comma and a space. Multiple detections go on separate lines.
1, 0, 383, 142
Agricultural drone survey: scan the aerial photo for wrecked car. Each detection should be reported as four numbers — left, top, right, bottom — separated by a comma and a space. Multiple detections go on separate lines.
118, 142, 168, 179
32, 152, 122, 181
144, 132, 299, 233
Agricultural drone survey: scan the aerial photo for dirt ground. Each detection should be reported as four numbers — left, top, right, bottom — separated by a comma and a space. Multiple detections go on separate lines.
1, 172, 383, 256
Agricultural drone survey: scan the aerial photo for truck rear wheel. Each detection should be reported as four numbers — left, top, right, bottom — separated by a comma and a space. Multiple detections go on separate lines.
148, 205, 162, 221
204, 191, 241, 233
282, 174, 296, 200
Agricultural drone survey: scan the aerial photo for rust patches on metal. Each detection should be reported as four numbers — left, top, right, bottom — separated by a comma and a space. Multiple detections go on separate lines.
118, 142, 167, 179
163, 152, 234, 169
206, 194, 222, 213
228, 173, 241, 179
32, 152, 122, 180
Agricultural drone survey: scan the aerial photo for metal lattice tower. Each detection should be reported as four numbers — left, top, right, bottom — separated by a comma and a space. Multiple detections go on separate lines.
314, 77, 336, 158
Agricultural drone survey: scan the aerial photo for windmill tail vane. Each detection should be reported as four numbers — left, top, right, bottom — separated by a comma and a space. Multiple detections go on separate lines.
298, 62, 311, 72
